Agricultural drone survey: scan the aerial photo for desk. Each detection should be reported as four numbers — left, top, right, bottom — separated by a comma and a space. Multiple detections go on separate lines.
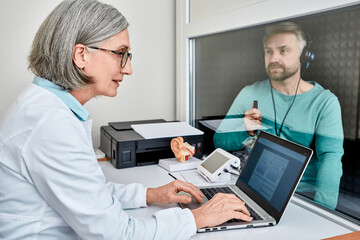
100, 161, 355, 240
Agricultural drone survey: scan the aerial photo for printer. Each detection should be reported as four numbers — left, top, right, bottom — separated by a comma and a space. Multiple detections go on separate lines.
100, 119, 204, 169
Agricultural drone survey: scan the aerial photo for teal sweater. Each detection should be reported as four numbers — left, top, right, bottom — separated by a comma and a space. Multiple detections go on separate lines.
213, 80, 344, 209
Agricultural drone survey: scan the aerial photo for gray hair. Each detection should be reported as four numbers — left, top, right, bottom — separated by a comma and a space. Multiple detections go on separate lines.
29, 0, 128, 90
263, 22, 307, 54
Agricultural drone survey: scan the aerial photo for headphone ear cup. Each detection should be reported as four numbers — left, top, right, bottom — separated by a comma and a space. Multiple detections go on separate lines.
300, 48, 315, 71
300, 35, 315, 71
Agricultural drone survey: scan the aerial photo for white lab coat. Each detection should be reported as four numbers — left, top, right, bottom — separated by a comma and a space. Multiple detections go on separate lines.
0, 83, 196, 239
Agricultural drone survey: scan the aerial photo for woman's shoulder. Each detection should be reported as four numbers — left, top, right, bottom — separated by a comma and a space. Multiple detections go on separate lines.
15, 84, 77, 128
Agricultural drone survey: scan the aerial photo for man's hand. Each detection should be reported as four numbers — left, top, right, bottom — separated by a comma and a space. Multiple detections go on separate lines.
244, 108, 262, 136
146, 179, 204, 205
191, 193, 252, 229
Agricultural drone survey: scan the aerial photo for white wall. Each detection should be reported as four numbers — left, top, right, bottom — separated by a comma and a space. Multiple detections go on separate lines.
0, 0, 176, 148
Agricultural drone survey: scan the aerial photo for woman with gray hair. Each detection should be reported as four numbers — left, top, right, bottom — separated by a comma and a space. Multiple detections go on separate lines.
0, 0, 251, 239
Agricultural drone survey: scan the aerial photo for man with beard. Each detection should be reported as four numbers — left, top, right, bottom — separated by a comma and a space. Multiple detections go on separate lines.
213, 22, 343, 210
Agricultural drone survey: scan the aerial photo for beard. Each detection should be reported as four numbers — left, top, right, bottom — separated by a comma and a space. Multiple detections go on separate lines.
266, 62, 300, 81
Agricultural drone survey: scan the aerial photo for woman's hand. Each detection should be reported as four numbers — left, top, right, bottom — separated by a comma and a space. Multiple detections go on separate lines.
191, 193, 252, 229
146, 179, 204, 205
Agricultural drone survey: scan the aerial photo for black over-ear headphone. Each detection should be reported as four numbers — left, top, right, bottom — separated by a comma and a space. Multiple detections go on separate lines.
300, 34, 315, 71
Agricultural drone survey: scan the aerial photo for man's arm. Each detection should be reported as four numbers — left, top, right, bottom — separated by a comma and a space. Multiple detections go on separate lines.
213, 88, 255, 151
313, 96, 344, 209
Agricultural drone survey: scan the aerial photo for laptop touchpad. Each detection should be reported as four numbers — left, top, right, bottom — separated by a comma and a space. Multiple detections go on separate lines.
178, 191, 205, 209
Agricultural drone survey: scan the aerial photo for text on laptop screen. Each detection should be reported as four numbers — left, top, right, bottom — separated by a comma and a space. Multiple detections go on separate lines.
240, 136, 307, 211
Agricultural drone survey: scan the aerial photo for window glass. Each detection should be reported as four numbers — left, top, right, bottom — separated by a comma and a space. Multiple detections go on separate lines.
191, 5, 360, 222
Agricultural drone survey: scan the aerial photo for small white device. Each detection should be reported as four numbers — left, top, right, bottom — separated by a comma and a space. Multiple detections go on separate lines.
197, 148, 240, 182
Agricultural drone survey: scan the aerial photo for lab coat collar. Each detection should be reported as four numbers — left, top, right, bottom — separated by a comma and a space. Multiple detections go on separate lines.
33, 76, 89, 121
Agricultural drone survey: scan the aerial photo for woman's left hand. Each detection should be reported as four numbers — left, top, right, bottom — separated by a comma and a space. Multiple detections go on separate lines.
146, 179, 204, 205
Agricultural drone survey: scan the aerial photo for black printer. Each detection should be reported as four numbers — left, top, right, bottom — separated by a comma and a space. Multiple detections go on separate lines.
100, 119, 204, 169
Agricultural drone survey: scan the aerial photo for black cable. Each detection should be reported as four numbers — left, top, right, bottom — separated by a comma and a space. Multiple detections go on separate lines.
270, 77, 301, 137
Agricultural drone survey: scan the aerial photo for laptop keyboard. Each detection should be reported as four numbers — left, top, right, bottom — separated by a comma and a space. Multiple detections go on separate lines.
200, 187, 263, 222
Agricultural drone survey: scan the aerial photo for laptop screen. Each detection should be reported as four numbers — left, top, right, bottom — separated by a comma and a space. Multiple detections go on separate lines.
237, 132, 312, 218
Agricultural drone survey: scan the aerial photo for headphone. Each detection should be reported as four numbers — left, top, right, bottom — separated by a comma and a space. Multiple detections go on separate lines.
300, 35, 315, 72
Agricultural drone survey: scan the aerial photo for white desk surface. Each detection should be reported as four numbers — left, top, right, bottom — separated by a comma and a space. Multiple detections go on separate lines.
100, 161, 353, 240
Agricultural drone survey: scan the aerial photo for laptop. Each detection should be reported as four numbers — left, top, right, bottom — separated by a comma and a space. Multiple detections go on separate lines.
179, 131, 313, 232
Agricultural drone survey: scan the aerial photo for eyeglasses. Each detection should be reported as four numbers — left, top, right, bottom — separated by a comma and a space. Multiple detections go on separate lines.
87, 46, 132, 68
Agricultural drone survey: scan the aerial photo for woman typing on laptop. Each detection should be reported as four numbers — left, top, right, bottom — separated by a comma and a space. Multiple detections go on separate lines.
0, 0, 251, 239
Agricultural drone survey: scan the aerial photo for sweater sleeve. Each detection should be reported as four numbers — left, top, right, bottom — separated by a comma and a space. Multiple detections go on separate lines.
213, 88, 252, 151
313, 95, 344, 209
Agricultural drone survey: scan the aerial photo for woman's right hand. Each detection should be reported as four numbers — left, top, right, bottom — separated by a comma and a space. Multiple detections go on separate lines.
190, 193, 252, 229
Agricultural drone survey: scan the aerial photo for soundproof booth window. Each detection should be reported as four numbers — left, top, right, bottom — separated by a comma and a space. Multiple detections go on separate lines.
190, 4, 360, 223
